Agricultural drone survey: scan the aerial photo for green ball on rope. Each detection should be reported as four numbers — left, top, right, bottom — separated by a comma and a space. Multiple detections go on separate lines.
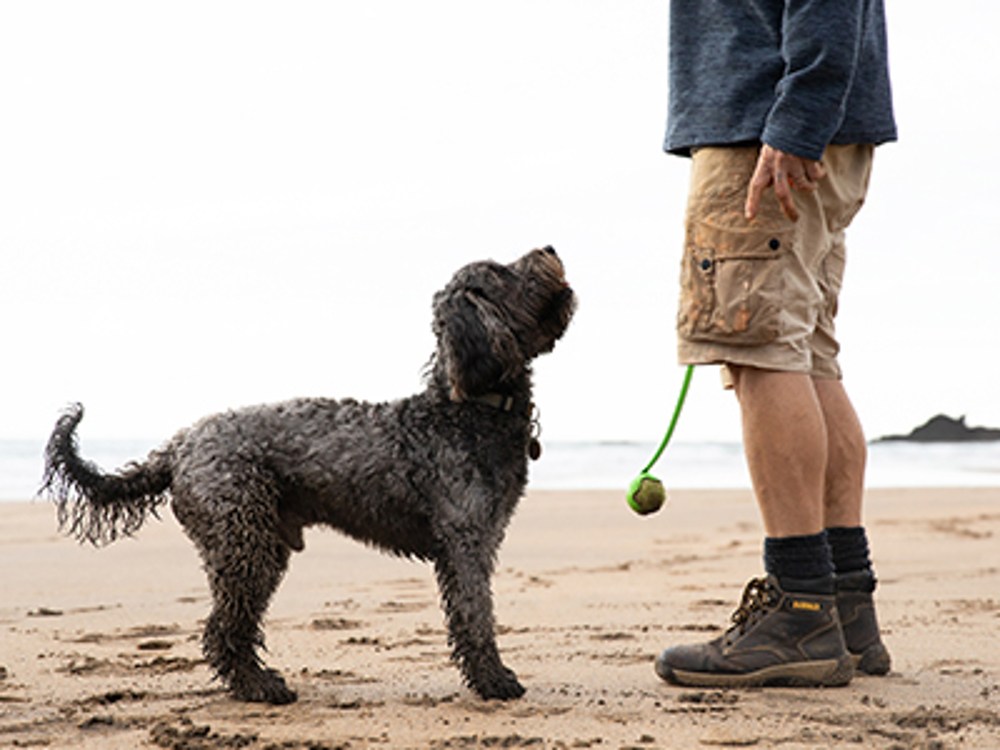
625, 365, 693, 517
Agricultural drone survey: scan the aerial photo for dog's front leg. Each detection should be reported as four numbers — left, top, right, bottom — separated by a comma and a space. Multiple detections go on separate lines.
432, 536, 525, 700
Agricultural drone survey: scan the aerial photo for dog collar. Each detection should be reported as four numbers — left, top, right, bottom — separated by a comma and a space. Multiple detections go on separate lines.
467, 393, 542, 461
468, 392, 530, 416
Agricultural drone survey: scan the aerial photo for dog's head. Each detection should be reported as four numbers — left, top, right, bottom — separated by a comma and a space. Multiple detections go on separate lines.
431, 246, 576, 401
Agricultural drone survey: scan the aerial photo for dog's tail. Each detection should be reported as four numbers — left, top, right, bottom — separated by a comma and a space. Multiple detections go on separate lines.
41, 403, 173, 547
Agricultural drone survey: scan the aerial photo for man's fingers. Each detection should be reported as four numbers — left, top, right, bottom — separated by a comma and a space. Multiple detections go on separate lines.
789, 160, 825, 192
744, 184, 763, 220
806, 160, 827, 183
744, 166, 771, 220
744, 146, 819, 222
773, 172, 800, 222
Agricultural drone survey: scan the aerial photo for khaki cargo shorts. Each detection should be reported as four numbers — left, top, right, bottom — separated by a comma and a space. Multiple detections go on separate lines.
676, 144, 874, 386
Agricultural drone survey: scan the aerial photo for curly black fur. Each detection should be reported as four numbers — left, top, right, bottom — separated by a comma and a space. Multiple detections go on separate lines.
42, 403, 172, 546
41, 246, 575, 705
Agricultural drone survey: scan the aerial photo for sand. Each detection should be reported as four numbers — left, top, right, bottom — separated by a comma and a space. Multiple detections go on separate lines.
1, 486, 998, 749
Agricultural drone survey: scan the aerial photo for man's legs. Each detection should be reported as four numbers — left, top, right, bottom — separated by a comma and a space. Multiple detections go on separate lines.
733, 368, 888, 672
731, 367, 873, 544
655, 366, 852, 688
655, 366, 890, 686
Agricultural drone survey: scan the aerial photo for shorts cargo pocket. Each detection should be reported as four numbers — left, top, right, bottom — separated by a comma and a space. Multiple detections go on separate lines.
677, 219, 792, 346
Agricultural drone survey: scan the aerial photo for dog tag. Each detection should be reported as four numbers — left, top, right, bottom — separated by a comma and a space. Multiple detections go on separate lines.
528, 438, 542, 461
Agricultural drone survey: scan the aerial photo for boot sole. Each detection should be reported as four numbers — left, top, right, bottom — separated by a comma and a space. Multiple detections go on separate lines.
657, 653, 854, 689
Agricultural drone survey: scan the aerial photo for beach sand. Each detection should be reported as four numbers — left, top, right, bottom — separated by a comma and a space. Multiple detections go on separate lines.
2, 486, 998, 748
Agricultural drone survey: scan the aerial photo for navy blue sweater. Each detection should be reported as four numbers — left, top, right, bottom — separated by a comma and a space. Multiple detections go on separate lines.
665, 0, 897, 161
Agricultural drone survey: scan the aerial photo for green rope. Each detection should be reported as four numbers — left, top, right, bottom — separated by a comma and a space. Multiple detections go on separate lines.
642, 365, 694, 474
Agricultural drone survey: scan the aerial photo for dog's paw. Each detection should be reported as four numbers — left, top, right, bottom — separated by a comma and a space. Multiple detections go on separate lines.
231, 668, 298, 705
473, 667, 525, 701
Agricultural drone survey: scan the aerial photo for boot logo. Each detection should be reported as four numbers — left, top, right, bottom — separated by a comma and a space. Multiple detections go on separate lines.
791, 599, 821, 612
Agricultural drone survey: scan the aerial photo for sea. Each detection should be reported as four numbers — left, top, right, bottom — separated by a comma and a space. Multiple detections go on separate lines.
3, 438, 1000, 501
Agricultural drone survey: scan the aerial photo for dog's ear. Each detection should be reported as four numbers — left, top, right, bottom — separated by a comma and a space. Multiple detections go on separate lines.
433, 289, 523, 401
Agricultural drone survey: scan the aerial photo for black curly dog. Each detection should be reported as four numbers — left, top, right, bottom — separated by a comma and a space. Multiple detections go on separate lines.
42, 246, 575, 704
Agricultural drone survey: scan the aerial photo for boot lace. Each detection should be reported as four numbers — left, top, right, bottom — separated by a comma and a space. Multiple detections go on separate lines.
726, 577, 780, 640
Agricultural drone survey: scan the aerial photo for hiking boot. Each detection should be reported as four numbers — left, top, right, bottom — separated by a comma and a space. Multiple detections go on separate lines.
836, 570, 891, 675
654, 575, 854, 688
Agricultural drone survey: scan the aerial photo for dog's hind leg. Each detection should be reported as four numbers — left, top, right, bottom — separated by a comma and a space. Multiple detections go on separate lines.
203, 550, 295, 704
433, 536, 525, 700
178, 480, 297, 705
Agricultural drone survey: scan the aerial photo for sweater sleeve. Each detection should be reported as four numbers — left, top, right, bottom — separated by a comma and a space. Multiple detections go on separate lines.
761, 0, 865, 161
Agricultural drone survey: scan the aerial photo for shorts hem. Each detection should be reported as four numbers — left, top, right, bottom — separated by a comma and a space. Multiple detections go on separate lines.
678, 340, 842, 387
677, 339, 810, 374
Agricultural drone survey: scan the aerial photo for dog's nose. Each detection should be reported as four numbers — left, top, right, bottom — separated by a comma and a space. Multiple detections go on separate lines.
542, 245, 557, 256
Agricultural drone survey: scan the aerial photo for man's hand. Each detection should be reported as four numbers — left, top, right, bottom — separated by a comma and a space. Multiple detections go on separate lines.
744, 144, 826, 222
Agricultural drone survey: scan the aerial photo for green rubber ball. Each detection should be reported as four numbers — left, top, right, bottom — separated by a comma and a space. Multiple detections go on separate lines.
627, 473, 666, 515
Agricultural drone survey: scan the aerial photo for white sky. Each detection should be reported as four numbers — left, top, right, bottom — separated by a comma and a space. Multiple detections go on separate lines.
3, 1, 999, 445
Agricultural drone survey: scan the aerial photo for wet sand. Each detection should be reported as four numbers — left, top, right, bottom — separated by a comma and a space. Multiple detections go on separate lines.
2, 487, 998, 748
